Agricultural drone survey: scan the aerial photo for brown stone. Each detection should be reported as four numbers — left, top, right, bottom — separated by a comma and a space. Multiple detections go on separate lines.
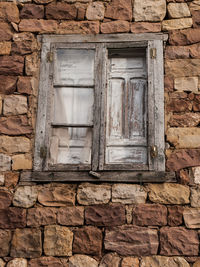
19, 19, 57, 33
168, 3, 191, 18
4, 172, 19, 189
0, 42, 11, 55
168, 206, 183, 226
191, 186, 200, 207
175, 77, 198, 92
131, 22, 161, 33
11, 228, 42, 258
0, 3, 19, 23
76, 4, 86, 20
178, 169, 190, 185
141, 256, 190, 267
44, 225, 73, 256
57, 21, 99, 34
12, 32, 38, 55
183, 208, 200, 228
0, 188, 12, 208
101, 20, 130, 33
73, 226, 102, 256
0, 136, 31, 154
34, 0, 54, 3
27, 207, 57, 227
0, 208, 26, 228
29, 257, 63, 267
166, 99, 192, 112
20, 4, 44, 19
189, 43, 200, 58
12, 154, 32, 170
86, 2, 105, 20
167, 149, 200, 171
165, 46, 190, 59
3, 95, 28, 116
57, 206, 84, 226
0, 55, 24, 75
105, 0, 132, 21
0, 230, 11, 257
193, 94, 200, 111
169, 113, 200, 127
192, 10, 200, 28
0, 76, 17, 94
99, 253, 121, 267
164, 76, 174, 92
132, 204, 167, 226
38, 183, 76, 206
46, 2, 77, 20
0, 115, 32, 135
85, 204, 126, 226
25, 52, 39, 76
7, 258, 27, 267
169, 28, 200, 46
121, 257, 139, 267
104, 226, 158, 256
68, 255, 98, 267
162, 18, 193, 31
17, 77, 32, 94
0, 22, 12, 41
160, 227, 199, 256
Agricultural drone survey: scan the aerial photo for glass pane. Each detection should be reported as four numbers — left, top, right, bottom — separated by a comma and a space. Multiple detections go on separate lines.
55, 49, 95, 86
51, 127, 92, 164
53, 87, 94, 125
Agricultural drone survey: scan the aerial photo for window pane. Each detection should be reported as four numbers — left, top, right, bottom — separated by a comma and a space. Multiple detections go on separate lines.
53, 87, 94, 125
50, 127, 92, 164
55, 49, 95, 86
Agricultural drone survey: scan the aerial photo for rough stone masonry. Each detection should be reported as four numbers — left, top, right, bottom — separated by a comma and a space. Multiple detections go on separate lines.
1, 0, 200, 266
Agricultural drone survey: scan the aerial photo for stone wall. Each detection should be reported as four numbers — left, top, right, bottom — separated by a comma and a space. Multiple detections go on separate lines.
1, 0, 200, 266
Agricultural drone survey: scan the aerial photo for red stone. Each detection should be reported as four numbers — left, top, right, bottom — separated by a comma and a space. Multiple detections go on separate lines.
169, 28, 200, 46
132, 204, 167, 226
27, 207, 57, 227
131, 22, 161, 33
29, 257, 64, 267
191, 10, 200, 28
169, 113, 200, 127
19, 19, 57, 33
0, 55, 24, 75
167, 149, 200, 171
73, 226, 102, 256
46, 2, 77, 20
189, 43, 200, 58
0, 229, 11, 257
166, 99, 192, 112
12, 32, 38, 55
57, 21, 99, 34
17, 77, 32, 95
4, 172, 19, 189
193, 94, 200, 111
0, 208, 26, 228
0, 189, 12, 209
168, 206, 184, 226
0, 76, 17, 94
164, 76, 174, 92
0, 3, 19, 23
105, 0, 132, 21
85, 204, 126, 226
101, 20, 130, 34
0, 115, 32, 135
20, 4, 44, 19
0, 22, 12, 41
165, 46, 190, 59
178, 169, 190, 185
160, 227, 199, 255
57, 206, 84, 226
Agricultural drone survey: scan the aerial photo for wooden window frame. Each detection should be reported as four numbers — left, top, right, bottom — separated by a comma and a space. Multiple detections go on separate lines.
31, 33, 176, 183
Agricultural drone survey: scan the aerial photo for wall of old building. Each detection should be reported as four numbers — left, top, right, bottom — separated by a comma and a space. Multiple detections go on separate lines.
0, 0, 200, 266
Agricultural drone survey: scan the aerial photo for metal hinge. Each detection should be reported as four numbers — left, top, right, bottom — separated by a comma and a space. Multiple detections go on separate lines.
150, 145, 158, 158
150, 48, 157, 59
46, 51, 53, 62
40, 146, 47, 159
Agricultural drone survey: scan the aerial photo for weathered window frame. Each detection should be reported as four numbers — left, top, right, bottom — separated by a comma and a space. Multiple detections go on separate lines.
30, 33, 176, 183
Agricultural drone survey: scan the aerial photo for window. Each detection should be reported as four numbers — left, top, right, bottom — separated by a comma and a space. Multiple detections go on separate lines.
33, 34, 167, 181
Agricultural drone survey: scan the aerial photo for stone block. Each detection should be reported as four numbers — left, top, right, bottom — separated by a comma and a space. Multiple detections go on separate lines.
7, 258, 27, 267
77, 183, 111, 205
29, 257, 63, 267
133, 0, 166, 22
0, 2, 19, 23
68, 255, 98, 267
166, 128, 200, 148
0, 153, 11, 171
0, 42, 11, 55
25, 52, 39, 76
191, 167, 200, 184
0, 229, 12, 256
46, 2, 77, 20
140, 256, 190, 267
169, 28, 200, 46
57, 21, 99, 34
174, 77, 198, 91
0, 75, 17, 94
86, 2, 105, 20
147, 183, 190, 204
168, 206, 184, 226
183, 208, 200, 228
0, 115, 32, 135
0, 174, 4, 185
166, 99, 192, 113
11, 228, 42, 258
44, 225, 73, 256
0, 207, 26, 228
189, 43, 200, 59
99, 253, 121, 267
164, 76, 174, 92
57, 206, 84, 226
168, 3, 191, 18
121, 257, 139, 267
20, 4, 44, 19
38, 183, 76, 206
132, 204, 167, 226
191, 186, 200, 207
192, 10, 200, 28
165, 46, 190, 59
0, 260, 5, 267
112, 184, 147, 204
12, 32, 38, 55
0, 22, 12, 41
17, 77, 32, 94
4, 172, 19, 189
162, 18, 193, 31
104, 226, 158, 256
27, 207, 57, 226
169, 113, 200, 127
13, 186, 38, 208
160, 227, 199, 255
105, 0, 132, 21
3, 95, 27, 116
34, 0, 54, 3
12, 154, 32, 170
167, 149, 200, 171
131, 22, 161, 33
0, 188, 12, 208
19, 19, 57, 33
0, 55, 24, 75
101, 20, 130, 33
0, 136, 31, 155
73, 226, 102, 256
